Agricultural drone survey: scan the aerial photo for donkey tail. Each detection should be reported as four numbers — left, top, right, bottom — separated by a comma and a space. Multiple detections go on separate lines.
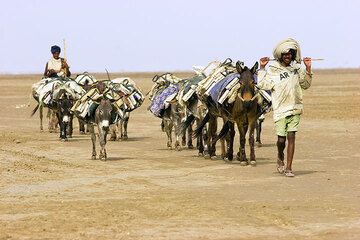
177, 114, 195, 136
30, 104, 39, 117
193, 112, 210, 138
213, 121, 230, 142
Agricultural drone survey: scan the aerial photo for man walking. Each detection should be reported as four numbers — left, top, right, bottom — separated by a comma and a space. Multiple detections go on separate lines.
257, 38, 313, 177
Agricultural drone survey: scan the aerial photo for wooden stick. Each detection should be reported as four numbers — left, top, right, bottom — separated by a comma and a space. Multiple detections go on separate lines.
269, 58, 324, 61
63, 39, 67, 60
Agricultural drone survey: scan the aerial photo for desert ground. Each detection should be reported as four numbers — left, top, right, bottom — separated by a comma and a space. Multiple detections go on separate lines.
0, 69, 359, 240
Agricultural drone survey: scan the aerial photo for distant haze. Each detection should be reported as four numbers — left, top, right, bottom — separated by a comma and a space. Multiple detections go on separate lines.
0, 0, 359, 73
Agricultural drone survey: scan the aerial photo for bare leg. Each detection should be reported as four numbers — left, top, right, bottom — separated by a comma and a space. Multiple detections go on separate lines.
286, 132, 296, 171
249, 121, 256, 165
256, 117, 264, 146
277, 135, 286, 173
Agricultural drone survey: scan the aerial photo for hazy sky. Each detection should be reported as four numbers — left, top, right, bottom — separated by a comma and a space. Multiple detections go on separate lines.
0, 0, 359, 73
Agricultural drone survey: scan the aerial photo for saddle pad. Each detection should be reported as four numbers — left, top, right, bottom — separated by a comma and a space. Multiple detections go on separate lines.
149, 84, 179, 117
208, 73, 239, 105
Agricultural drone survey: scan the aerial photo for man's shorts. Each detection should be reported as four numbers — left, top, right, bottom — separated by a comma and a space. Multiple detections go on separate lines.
275, 114, 301, 136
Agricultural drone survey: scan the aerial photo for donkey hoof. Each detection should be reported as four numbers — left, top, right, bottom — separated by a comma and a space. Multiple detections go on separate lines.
210, 155, 217, 160
91, 155, 96, 160
99, 153, 107, 161
68, 135, 72, 138
198, 152, 204, 157
109, 136, 116, 141
240, 161, 248, 166
60, 138, 68, 142
188, 145, 194, 149
256, 141, 262, 147
175, 146, 181, 151
122, 135, 128, 141
250, 160, 256, 166
80, 131, 85, 135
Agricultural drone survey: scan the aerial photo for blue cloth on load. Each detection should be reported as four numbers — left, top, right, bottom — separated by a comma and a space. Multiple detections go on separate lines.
150, 84, 179, 117
209, 73, 240, 104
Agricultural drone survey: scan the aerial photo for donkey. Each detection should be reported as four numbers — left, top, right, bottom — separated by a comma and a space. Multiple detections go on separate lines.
89, 99, 113, 160
55, 97, 74, 141
192, 59, 238, 159
31, 79, 58, 132
149, 73, 186, 150
215, 61, 259, 165
74, 72, 97, 134
110, 112, 130, 141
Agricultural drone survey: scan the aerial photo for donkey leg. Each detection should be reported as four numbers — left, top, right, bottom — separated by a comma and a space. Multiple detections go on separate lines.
109, 124, 117, 141
187, 124, 194, 149
197, 132, 204, 156
56, 113, 64, 140
48, 109, 56, 133
208, 116, 218, 158
196, 118, 204, 154
165, 120, 173, 149
237, 124, 248, 165
181, 133, 186, 147
175, 134, 181, 151
67, 115, 73, 138
225, 123, 235, 161
202, 125, 209, 157
39, 105, 44, 132
122, 117, 129, 140
99, 129, 107, 161
90, 126, 97, 159
79, 119, 85, 134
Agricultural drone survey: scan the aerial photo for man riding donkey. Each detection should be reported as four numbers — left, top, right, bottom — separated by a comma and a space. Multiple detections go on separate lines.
37, 45, 75, 139
44, 45, 71, 78
257, 38, 313, 177
31, 45, 71, 133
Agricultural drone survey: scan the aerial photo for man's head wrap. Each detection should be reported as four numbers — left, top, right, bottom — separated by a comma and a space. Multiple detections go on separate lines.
51, 45, 61, 54
273, 38, 302, 63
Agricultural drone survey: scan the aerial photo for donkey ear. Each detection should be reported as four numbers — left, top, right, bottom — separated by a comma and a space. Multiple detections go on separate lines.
250, 62, 259, 74
152, 75, 159, 82
236, 61, 244, 73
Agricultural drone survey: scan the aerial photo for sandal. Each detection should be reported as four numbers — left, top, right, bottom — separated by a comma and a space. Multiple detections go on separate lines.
276, 159, 285, 174
284, 170, 295, 177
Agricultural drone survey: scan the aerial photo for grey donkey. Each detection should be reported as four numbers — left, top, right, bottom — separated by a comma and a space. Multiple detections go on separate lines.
89, 99, 113, 160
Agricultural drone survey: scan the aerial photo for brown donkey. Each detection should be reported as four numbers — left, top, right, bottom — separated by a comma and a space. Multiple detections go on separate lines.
216, 61, 259, 165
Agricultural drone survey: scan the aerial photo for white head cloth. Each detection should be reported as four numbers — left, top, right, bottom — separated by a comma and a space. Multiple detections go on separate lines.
273, 38, 302, 63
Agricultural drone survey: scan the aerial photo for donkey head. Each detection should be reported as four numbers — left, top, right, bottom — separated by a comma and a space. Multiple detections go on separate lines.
58, 97, 73, 124
95, 99, 113, 131
236, 61, 258, 110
